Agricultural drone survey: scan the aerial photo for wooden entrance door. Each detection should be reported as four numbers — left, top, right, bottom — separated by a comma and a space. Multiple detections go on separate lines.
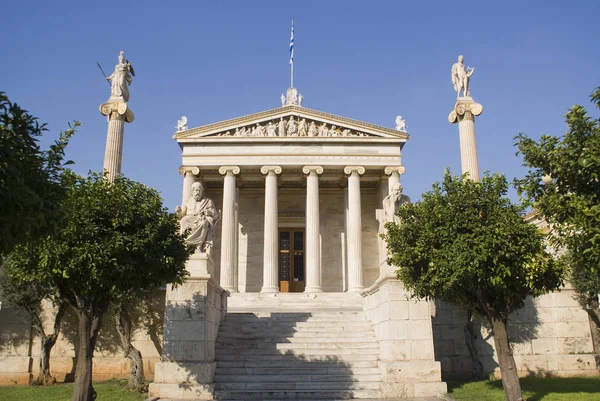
278, 229, 305, 292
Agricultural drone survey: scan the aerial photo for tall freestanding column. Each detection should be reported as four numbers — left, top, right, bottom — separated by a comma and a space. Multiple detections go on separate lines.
219, 166, 240, 292
345, 166, 365, 292
99, 51, 135, 182
261, 166, 282, 293
303, 166, 323, 293
449, 54, 483, 182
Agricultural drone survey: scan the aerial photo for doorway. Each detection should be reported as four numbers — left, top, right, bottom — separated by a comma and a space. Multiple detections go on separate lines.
279, 228, 305, 292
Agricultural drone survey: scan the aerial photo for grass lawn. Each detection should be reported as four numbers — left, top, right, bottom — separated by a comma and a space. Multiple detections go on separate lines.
0, 380, 147, 401
448, 376, 600, 401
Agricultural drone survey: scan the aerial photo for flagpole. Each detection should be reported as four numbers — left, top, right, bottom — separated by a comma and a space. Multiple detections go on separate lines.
290, 20, 294, 89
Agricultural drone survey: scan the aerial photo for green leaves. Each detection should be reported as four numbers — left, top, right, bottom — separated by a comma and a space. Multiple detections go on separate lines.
385, 171, 562, 321
0, 92, 78, 255
515, 86, 600, 312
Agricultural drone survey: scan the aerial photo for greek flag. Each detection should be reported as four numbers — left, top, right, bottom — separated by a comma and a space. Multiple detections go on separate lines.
289, 21, 294, 65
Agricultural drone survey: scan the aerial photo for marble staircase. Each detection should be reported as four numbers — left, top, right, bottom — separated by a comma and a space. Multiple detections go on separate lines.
213, 310, 384, 400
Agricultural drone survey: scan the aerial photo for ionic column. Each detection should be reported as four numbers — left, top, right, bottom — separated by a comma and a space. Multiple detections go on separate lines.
384, 165, 406, 194
303, 166, 324, 293
219, 166, 240, 292
261, 166, 282, 293
344, 166, 365, 292
99, 102, 134, 183
178, 166, 200, 205
448, 99, 483, 182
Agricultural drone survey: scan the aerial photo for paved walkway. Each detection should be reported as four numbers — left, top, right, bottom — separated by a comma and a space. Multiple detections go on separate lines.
156, 398, 453, 401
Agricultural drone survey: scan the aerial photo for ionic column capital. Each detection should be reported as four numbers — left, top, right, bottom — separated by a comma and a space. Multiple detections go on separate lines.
302, 165, 324, 176
260, 165, 282, 175
344, 166, 365, 176
219, 166, 241, 176
384, 166, 406, 176
448, 99, 483, 124
99, 102, 134, 123
178, 166, 200, 176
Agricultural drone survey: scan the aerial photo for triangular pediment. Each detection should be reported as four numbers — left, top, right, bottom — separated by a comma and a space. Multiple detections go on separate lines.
174, 105, 408, 141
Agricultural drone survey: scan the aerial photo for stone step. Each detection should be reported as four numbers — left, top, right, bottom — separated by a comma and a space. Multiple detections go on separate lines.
213, 389, 382, 399
214, 366, 382, 376
216, 360, 379, 369
219, 325, 372, 334
217, 342, 379, 350
221, 318, 371, 327
218, 330, 375, 339
225, 313, 367, 322
217, 335, 375, 343
215, 381, 382, 391
214, 374, 382, 383
216, 353, 379, 362
215, 347, 379, 356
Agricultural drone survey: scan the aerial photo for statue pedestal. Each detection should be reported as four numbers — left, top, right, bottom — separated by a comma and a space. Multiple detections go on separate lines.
187, 253, 214, 279
148, 254, 228, 400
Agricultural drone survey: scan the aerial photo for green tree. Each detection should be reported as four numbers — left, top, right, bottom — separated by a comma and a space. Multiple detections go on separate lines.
0, 248, 67, 385
0, 92, 76, 254
385, 172, 563, 401
15, 172, 191, 401
515, 86, 600, 362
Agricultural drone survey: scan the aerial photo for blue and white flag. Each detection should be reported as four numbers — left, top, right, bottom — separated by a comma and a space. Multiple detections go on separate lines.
289, 21, 294, 65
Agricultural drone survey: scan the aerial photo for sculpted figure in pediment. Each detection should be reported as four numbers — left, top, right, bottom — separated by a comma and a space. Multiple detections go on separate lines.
266, 121, 277, 137
318, 122, 328, 137
278, 117, 286, 136
254, 123, 265, 137
298, 118, 307, 136
287, 116, 298, 136
308, 121, 317, 137
330, 125, 340, 137
342, 129, 351, 136
177, 181, 220, 255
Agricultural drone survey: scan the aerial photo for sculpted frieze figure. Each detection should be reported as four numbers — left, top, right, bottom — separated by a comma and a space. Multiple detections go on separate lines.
451, 55, 475, 99
382, 183, 410, 225
106, 51, 134, 102
287, 116, 298, 136
266, 121, 277, 137
176, 181, 220, 255
298, 118, 307, 136
318, 122, 328, 137
308, 121, 317, 137
278, 117, 286, 136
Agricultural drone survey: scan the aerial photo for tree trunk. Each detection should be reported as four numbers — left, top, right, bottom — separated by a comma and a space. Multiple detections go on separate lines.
37, 336, 57, 385
71, 307, 103, 401
33, 301, 66, 385
464, 310, 486, 380
584, 297, 600, 369
115, 307, 146, 389
491, 317, 524, 401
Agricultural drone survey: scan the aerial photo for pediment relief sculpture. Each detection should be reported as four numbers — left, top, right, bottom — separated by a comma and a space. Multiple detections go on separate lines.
213, 115, 372, 138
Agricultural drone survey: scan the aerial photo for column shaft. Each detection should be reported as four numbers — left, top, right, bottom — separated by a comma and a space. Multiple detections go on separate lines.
261, 166, 281, 293
219, 167, 239, 292
103, 115, 125, 182
304, 166, 323, 293
181, 171, 196, 205
345, 167, 365, 292
458, 115, 480, 182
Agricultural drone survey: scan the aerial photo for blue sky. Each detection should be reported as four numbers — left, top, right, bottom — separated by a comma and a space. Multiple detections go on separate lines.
2, 1, 598, 209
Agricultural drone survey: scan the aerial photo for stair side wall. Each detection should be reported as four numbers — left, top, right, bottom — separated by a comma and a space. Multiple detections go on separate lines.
361, 277, 447, 398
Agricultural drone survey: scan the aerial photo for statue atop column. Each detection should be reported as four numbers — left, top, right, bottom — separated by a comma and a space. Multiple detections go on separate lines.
451, 55, 474, 99
106, 51, 135, 102
176, 181, 220, 255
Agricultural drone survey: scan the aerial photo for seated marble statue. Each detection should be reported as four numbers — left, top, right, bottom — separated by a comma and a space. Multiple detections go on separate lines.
176, 182, 220, 254
382, 183, 411, 224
